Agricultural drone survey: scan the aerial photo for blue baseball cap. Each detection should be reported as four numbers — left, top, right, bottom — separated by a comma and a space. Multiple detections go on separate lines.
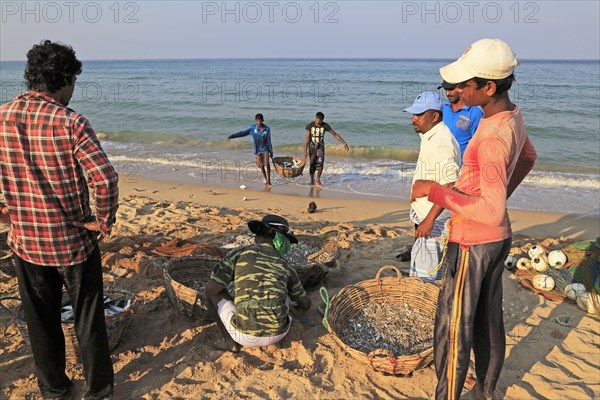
403, 91, 443, 115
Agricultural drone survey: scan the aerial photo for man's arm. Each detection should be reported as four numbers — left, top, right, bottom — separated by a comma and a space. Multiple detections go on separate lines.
267, 128, 273, 158
413, 182, 454, 238
227, 126, 252, 141
429, 137, 511, 226
507, 136, 536, 198
329, 128, 349, 152
72, 117, 119, 236
303, 130, 311, 159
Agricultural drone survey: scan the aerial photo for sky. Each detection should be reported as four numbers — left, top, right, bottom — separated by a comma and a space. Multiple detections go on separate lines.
1, 1, 599, 60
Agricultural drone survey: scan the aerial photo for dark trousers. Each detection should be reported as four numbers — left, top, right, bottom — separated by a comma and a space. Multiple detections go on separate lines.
434, 239, 511, 400
14, 246, 114, 399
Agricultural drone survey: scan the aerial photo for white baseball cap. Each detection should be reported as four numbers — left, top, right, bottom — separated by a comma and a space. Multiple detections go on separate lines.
440, 38, 519, 84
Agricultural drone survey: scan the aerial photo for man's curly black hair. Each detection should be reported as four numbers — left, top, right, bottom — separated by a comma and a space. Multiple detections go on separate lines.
24, 40, 82, 92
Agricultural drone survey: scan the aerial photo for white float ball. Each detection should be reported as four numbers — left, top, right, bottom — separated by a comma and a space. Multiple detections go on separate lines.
548, 250, 568, 269
532, 274, 555, 291
564, 283, 586, 301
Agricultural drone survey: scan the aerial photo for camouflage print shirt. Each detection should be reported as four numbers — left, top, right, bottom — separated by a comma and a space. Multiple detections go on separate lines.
210, 243, 307, 337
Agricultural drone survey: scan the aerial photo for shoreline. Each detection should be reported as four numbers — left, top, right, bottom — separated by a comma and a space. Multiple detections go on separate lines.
121, 176, 600, 241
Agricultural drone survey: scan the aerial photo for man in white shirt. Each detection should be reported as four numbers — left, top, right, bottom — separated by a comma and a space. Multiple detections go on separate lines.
403, 92, 460, 279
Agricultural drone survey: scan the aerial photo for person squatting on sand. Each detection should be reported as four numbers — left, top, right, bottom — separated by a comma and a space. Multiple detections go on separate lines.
226, 113, 274, 186
303, 112, 350, 186
412, 39, 537, 399
0, 40, 119, 400
205, 215, 312, 353
403, 92, 460, 280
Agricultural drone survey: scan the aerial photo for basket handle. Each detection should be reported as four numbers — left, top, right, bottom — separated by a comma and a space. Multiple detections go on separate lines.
367, 348, 398, 375
375, 265, 402, 283
319, 287, 330, 329
0, 296, 21, 320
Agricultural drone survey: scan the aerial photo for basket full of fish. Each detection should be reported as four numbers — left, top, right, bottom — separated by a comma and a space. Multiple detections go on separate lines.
0, 289, 138, 363
320, 266, 439, 375
272, 156, 305, 178
221, 233, 340, 288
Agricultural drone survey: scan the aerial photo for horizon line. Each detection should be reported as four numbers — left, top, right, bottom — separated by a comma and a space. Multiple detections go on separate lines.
1, 56, 599, 63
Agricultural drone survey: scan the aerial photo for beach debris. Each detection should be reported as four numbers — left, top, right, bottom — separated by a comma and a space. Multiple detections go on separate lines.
340, 302, 434, 356
554, 314, 572, 327
564, 283, 586, 301
531, 254, 549, 272
516, 257, 531, 271
307, 201, 317, 214
548, 250, 568, 269
532, 274, 556, 291
504, 255, 516, 270
239, 185, 247, 190
528, 244, 548, 259
242, 197, 247, 201
60, 295, 132, 322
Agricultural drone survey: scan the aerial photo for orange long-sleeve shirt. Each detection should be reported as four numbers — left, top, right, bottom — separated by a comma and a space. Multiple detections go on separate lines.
428, 106, 537, 245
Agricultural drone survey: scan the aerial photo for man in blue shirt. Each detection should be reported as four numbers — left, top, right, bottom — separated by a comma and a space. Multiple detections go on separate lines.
227, 113, 274, 186
439, 81, 483, 164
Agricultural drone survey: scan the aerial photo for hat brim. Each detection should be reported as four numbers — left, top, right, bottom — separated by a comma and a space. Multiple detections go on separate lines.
248, 220, 298, 244
403, 105, 428, 114
439, 59, 476, 85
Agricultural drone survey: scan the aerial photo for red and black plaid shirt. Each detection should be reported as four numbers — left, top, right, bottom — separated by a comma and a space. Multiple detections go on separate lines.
0, 92, 119, 266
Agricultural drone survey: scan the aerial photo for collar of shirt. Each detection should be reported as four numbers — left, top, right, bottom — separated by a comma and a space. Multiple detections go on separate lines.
17, 91, 62, 106
443, 101, 471, 113
419, 121, 446, 142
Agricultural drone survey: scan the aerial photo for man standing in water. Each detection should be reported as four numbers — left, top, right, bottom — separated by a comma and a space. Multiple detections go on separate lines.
412, 39, 537, 399
227, 113, 273, 186
303, 112, 350, 186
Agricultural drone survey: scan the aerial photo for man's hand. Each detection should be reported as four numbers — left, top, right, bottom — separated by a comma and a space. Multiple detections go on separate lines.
72, 218, 100, 232
343, 143, 349, 152
0, 205, 10, 225
415, 217, 434, 238
411, 180, 434, 202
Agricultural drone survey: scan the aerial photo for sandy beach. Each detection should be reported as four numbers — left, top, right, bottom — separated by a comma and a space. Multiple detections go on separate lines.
1, 177, 598, 400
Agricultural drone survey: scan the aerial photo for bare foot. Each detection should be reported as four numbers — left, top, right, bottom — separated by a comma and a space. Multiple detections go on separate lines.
316, 180, 323, 186
265, 181, 272, 187
265, 343, 280, 353
310, 179, 315, 186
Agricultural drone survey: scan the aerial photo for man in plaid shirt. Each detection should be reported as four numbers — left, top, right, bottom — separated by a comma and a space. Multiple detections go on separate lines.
0, 40, 118, 399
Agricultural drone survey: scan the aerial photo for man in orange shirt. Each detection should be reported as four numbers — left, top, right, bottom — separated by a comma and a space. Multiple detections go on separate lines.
412, 39, 537, 399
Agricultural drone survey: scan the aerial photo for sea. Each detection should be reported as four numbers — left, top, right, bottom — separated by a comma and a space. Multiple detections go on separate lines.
1, 59, 599, 215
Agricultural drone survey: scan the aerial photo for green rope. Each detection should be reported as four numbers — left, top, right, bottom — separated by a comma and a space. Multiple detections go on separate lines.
319, 287, 330, 329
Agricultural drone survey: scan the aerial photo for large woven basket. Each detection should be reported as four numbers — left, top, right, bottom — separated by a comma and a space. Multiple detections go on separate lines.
161, 255, 221, 320
321, 265, 439, 375
294, 235, 341, 288
273, 156, 305, 178
0, 289, 138, 364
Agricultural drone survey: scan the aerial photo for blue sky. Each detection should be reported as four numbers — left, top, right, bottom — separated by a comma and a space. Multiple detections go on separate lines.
1, 1, 599, 60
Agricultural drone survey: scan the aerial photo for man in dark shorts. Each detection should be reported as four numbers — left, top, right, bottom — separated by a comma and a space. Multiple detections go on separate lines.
303, 112, 349, 186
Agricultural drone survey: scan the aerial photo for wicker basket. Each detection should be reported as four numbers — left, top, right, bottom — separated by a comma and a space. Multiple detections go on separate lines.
0, 289, 138, 364
294, 235, 341, 288
162, 255, 221, 320
321, 265, 439, 375
273, 156, 305, 178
